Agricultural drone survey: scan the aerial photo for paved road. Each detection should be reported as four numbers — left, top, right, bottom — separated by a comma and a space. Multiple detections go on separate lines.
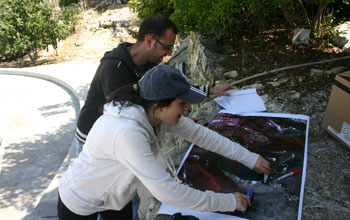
0, 74, 78, 219
0, 64, 96, 220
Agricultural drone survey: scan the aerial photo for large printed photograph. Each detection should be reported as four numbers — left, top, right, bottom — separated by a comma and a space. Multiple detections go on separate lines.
159, 112, 309, 220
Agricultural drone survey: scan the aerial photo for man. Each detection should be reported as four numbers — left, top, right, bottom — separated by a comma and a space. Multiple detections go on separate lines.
75, 14, 177, 150
76, 14, 233, 153
74, 14, 233, 220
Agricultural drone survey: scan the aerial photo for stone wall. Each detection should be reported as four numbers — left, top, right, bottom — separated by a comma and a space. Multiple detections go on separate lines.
169, 32, 231, 88
187, 32, 213, 86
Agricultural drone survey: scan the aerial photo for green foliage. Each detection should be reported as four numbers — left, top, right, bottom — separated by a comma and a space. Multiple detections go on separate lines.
314, 12, 339, 46
129, 0, 349, 40
128, 0, 174, 20
171, 0, 242, 39
60, 7, 81, 37
128, 0, 283, 39
0, 0, 80, 64
256, 36, 265, 50
59, 0, 80, 7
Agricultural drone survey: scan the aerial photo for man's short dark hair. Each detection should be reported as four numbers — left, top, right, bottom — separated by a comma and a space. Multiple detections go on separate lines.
137, 14, 178, 41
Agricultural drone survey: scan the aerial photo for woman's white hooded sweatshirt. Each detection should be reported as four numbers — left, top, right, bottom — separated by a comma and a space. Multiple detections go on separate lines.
59, 102, 259, 215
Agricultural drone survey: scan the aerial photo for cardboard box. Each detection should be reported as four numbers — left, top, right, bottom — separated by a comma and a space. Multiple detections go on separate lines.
322, 71, 350, 149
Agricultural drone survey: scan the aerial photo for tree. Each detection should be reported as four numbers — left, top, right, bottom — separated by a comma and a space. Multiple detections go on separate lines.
279, 0, 350, 36
129, 0, 349, 39
0, 0, 80, 64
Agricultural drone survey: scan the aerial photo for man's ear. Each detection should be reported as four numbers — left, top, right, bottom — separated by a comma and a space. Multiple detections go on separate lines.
144, 35, 154, 49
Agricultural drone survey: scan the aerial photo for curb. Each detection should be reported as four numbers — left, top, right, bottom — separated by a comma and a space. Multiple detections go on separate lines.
0, 69, 81, 118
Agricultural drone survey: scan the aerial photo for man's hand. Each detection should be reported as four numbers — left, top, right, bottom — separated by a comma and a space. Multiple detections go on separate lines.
233, 192, 251, 212
253, 156, 271, 174
213, 84, 235, 97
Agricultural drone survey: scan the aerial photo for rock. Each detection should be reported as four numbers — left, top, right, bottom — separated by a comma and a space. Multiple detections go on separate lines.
310, 68, 325, 74
332, 22, 350, 49
267, 81, 280, 87
223, 70, 238, 79
329, 66, 346, 74
344, 41, 350, 53
333, 35, 349, 48
167, 37, 189, 74
74, 40, 84, 47
310, 66, 346, 77
107, 3, 118, 10
292, 28, 311, 45
187, 32, 214, 85
279, 90, 300, 101
193, 101, 222, 123
277, 78, 289, 84
186, 32, 234, 86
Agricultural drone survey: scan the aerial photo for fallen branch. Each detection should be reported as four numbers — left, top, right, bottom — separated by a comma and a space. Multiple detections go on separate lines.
231, 56, 350, 85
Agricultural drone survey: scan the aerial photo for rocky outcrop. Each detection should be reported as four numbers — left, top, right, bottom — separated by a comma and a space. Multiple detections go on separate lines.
85, 0, 129, 12
333, 21, 350, 53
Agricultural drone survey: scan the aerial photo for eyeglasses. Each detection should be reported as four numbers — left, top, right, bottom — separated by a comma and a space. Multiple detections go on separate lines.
155, 38, 174, 51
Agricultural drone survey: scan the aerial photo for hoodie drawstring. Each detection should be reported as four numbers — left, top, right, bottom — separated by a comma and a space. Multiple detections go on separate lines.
155, 139, 182, 183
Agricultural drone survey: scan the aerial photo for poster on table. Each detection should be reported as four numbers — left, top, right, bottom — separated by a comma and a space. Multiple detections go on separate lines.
158, 112, 309, 220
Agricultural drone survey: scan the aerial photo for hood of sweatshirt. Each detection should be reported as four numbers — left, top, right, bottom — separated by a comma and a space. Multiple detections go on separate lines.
103, 101, 155, 136
100, 42, 157, 78
101, 42, 133, 63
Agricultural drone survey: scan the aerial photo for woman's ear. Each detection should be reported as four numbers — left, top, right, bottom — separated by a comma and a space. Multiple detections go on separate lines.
153, 103, 164, 112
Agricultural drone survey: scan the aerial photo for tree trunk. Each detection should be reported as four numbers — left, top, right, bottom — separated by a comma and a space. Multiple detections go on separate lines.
312, 0, 328, 35
280, 3, 296, 27
27, 49, 38, 66
298, 0, 311, 27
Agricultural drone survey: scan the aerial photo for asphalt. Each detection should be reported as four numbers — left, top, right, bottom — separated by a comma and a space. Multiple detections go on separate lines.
0, 62, 97, 220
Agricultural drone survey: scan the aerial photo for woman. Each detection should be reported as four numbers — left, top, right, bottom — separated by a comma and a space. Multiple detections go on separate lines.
57, 65, 271, 220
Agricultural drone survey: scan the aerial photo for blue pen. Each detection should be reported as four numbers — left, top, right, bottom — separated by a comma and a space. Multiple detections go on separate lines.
242, 189, 252, 215
247, 189, 252, 199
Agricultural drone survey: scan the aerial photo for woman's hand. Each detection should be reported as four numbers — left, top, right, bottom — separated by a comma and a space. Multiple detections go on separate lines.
253, 156, 271, 174
233, 192, 251, 212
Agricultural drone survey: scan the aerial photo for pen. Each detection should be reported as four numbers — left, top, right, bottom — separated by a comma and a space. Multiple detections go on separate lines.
246, 189, 252, 199
242, 189, 252, 215
276, 168, 302, 181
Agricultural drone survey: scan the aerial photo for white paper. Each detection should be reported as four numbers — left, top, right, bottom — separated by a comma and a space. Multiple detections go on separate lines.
158, 203, 248, 220
214, 88, 266, 114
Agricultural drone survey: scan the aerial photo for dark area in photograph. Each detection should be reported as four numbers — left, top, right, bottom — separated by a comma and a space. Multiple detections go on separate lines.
178, 113, 308, 220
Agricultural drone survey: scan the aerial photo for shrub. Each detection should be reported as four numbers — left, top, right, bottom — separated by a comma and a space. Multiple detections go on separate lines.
128, 0, 349, 40
128, 0, 174, 20
170, 0, 242, 39
60, 7, 81, 37
59, 0, 80, 7
128, 0, 282, 39
0, 0, 80, 64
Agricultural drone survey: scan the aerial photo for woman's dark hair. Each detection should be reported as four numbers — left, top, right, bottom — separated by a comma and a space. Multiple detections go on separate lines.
105, 83, 175, 111
137, 14, 178, 41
